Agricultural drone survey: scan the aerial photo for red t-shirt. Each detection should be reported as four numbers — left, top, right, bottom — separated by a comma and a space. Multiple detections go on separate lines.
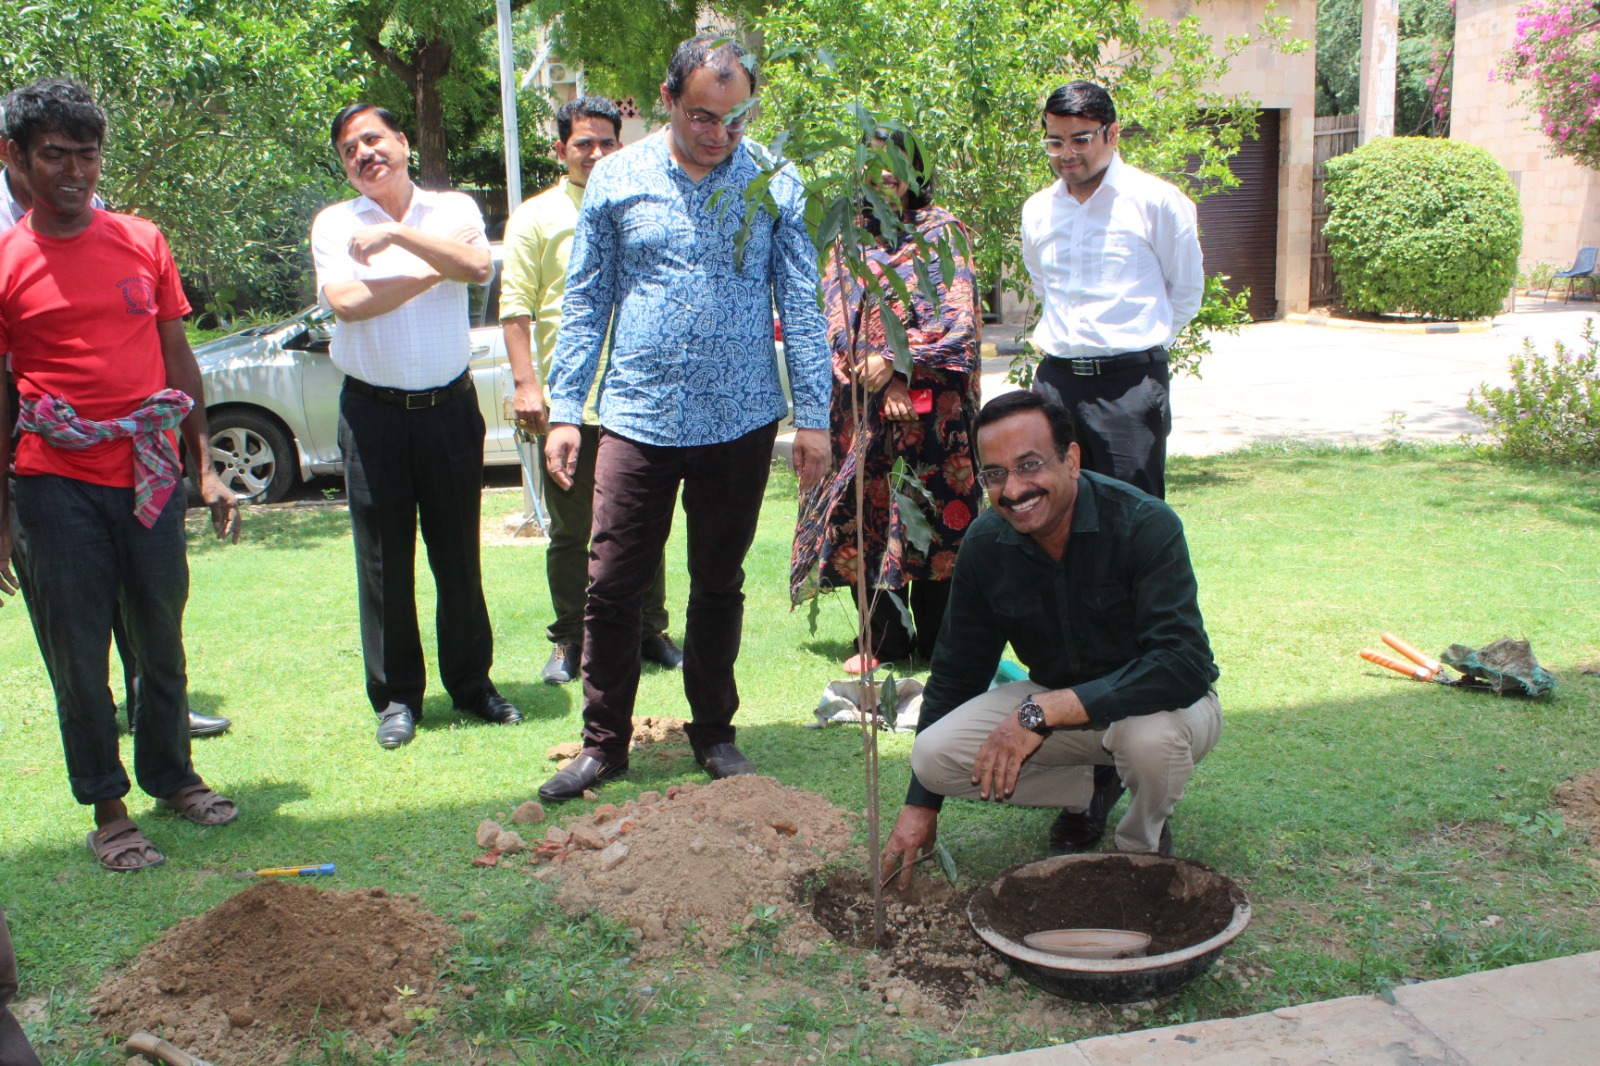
0, 210, 191, 487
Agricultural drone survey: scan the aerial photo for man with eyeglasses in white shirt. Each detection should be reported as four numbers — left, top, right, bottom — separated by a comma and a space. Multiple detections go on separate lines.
1020, 81, 1203, 503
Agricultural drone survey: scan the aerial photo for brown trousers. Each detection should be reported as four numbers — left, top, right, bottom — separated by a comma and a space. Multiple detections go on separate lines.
0, 907, 42, 1066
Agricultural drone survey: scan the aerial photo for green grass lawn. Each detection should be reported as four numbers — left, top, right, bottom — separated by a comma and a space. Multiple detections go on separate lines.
2, 444, 1598, 1064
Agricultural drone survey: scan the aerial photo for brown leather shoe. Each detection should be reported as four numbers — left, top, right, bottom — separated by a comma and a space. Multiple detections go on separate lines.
695, 742, 755, 780
538, 753, 629, 802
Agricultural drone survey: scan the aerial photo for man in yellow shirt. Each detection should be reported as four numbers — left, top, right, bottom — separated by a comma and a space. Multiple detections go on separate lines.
501, 97, 679, 685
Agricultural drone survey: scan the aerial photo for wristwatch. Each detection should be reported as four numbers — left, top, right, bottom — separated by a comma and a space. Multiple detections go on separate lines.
1016, 697, 1051, 736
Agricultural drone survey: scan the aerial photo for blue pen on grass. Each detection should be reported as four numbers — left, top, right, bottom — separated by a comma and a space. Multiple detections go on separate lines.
252, 863, 336, 877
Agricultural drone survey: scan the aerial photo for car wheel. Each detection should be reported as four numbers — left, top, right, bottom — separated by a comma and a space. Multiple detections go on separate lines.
202, 410, 297, 504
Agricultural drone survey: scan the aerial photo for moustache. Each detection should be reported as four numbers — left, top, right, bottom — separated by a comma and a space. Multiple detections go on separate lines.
998, 488, 1046, 509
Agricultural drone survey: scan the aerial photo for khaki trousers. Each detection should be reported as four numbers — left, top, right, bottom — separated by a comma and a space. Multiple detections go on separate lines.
910, 680, 1222, 853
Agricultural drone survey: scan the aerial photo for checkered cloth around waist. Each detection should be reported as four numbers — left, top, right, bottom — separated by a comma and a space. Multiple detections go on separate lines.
18, 388, 194, 527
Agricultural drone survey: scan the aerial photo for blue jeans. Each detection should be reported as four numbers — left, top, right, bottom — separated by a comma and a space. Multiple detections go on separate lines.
10, 474, 199, 805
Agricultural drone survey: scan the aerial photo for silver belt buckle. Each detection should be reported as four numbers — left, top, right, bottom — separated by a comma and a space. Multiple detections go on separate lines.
405, 391, 433, 410
1069, 358, 1101, 377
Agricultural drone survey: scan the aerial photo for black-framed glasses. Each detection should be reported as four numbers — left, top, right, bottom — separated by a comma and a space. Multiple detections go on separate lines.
977, 454, 1060, 491
1042, 125, 1110, 157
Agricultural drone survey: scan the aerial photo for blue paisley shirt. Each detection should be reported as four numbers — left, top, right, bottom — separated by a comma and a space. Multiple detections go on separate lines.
547, 132, 831, 446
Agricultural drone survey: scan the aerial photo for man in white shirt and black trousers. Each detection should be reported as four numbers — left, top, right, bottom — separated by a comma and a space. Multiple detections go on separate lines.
312, 103, 522, 748
1020, 80, 1203, 852
1021, 81, 1203, 504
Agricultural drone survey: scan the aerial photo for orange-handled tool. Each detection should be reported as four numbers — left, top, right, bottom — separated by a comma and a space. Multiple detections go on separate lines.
1360, 648, 1433, 681
1381, 632, 1444, 676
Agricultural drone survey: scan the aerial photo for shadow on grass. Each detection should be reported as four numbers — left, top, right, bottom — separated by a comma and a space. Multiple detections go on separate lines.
186, 504, 353, 554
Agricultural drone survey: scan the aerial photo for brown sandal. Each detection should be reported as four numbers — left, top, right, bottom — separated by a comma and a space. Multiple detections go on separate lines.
156, 783, 239, 826
87, 818, 166, 872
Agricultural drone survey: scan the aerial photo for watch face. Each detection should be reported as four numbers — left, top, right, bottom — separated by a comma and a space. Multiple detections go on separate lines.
1018, 699, 1047, 734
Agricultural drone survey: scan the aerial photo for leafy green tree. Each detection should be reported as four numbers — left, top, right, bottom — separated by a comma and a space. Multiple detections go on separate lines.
528, 0, 773, 113
1316, 0, 1454, 133
345, 0, 541, 188
754, 0, 1300, 376
0, 0, 361, 313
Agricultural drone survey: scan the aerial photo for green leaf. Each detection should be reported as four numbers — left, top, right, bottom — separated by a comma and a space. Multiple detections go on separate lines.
879, 671, 898, 729
879, 306, 914, 380
891, 483, 936, 554
934, 840, 958, 885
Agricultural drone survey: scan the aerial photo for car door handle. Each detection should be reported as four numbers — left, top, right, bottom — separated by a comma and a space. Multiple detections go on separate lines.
471, 344, 492, 357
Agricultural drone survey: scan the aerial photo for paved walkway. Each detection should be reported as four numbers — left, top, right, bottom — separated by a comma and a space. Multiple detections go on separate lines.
941, 303, 1600, 1066
976, 303, 1599, 458
949, 949, 1600, 1065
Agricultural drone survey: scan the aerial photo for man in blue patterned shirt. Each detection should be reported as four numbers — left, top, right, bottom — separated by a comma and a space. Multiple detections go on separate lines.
537, 34, 832, 801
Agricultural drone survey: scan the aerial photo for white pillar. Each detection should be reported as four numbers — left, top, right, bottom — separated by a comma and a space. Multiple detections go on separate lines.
1358, 0, 1399, 143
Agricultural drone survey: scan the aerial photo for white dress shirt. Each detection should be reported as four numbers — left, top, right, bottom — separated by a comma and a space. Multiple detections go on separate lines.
1021, 154, 1203, 359
311, 186, 488, 390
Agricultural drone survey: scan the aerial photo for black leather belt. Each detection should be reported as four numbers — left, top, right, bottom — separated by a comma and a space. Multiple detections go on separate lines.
343, 370, 473, 409
1046, 347, 1167, 377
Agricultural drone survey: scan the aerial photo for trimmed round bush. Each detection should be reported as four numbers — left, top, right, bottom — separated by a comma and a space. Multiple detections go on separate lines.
1323, 138, 1522, 321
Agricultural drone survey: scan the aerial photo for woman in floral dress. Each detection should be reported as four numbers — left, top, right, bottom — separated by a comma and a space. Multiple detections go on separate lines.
791, 130, 983, 669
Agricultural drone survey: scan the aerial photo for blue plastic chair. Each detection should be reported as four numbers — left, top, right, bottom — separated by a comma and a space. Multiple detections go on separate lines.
1555, 247, 1599, 303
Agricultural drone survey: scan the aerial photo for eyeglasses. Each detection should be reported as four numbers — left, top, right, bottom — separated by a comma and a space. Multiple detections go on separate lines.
684, 107, 754, 134
977, 454, 1060, 490
1042, 125, 1111, 156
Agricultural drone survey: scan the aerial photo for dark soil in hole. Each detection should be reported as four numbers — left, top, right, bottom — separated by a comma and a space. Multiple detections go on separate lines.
808, 870, 999, 1010
977, 856, 1240, 955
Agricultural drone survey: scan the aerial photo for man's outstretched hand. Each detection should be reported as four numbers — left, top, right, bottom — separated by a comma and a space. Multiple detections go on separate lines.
879, 804, 939, 892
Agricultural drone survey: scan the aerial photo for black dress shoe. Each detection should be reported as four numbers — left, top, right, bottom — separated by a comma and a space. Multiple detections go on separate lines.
458, 691, 523, 724
189, 710, 232, 737
375, 704, 417, 749
696, 742, 755, 780
1157, 822, 1173, 857
1049, 765, 1126, 854
538, 753, 628, 802
542, 643, 579, 685
640, 632, 684, 670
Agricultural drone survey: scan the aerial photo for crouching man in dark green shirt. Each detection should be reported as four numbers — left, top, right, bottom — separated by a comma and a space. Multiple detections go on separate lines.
880, 390, 1220, 889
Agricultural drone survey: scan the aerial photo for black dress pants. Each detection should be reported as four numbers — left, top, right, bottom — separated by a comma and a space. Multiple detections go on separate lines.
1033, 356, 1171, 499
338, 382, 494, 714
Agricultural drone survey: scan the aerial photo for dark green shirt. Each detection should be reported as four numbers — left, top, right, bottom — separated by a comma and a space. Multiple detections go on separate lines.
908, 471, 1219, 810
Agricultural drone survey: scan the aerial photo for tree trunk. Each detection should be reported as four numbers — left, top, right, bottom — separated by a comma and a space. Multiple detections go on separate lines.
413, 38, 454, 189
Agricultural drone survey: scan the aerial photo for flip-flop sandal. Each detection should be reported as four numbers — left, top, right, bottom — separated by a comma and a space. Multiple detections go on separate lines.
156, 783, 240, 827
86, 818, 166, 872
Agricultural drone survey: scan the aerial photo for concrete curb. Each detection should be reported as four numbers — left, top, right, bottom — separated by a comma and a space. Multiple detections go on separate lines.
1284, 312, 1494, 334
950, 949, 1600, 1066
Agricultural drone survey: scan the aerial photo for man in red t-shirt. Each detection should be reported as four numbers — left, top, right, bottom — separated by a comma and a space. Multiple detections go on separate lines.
0, 79, 242, 872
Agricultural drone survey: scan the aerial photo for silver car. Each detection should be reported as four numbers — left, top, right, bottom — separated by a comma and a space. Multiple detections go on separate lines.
191, 250, 520, 503
192, 247, 793, 504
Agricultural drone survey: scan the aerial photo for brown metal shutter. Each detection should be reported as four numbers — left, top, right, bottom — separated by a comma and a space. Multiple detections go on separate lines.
1193, 110, 1281, 321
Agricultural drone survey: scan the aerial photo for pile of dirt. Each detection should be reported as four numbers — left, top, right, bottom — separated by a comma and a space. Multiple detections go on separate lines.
533, 775, 854, 957
1554, 768, 1600, 847
974, 856, 1240, 955
92, 881, 453, 1065
811, 870, 1002, 1014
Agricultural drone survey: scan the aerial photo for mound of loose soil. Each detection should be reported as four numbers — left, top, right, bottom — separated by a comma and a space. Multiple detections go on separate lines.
92, 881, 453, 1065
974, 856, 1240, 956
1554, 768, 1600, 847
537, 776, 854, 957
811, 870, 1001, 1013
